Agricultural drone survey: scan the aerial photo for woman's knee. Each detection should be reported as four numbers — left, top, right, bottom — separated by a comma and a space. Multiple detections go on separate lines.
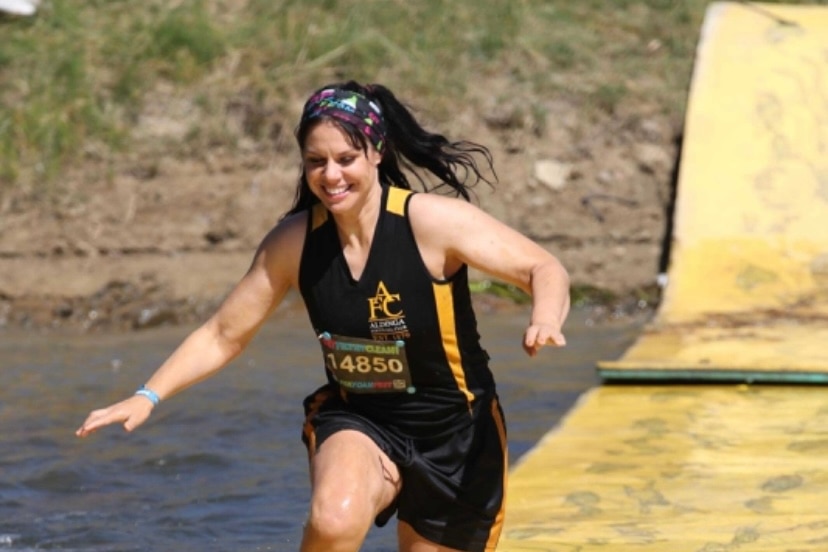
311, 431, 401, 508
305, 486, 374, 542
305, 430, 401, 542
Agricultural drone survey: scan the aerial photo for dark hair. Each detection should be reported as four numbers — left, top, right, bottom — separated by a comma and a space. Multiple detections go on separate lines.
284, 81, 496, 217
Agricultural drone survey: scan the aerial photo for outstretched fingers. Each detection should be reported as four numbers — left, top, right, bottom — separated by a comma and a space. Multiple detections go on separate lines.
75, 396, 154, 438
523, 323, 566, 357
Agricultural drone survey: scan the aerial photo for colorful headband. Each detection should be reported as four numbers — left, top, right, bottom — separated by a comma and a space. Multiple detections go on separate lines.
301, 88, 387, 153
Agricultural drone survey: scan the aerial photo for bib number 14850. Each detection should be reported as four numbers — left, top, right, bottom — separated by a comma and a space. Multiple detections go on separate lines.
325, 354, 404, 374
317, 332, 414, 394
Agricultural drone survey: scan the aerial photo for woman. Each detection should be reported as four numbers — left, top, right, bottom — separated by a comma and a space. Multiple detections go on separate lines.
76, 82, 570, 552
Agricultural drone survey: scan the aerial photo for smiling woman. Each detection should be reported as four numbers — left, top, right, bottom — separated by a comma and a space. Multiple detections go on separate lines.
76, 80, 571, 552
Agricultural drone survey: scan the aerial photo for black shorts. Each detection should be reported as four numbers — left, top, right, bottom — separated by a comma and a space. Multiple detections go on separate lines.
302, 384, 508, 552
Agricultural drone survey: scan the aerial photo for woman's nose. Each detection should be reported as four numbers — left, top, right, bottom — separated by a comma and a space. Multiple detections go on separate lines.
324, 161, 341, 181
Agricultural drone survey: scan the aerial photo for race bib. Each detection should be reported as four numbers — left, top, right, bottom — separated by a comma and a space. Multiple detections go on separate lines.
318, 332, 415, 394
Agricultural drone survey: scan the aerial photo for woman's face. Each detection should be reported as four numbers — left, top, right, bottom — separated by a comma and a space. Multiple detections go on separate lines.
302, 120, 382, 213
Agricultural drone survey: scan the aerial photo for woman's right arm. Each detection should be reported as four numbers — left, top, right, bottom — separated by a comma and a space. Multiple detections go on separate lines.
75, 213, 306, 438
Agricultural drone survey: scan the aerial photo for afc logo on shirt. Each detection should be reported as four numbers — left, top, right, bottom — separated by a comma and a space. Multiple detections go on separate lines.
367, 281, 403, 320
367, 281, 410, 341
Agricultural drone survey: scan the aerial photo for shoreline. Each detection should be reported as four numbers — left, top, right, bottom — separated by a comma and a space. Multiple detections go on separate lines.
0, 251, 659, 334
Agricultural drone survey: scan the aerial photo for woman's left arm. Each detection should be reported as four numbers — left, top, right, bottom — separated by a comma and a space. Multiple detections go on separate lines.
409, 194, 570, 356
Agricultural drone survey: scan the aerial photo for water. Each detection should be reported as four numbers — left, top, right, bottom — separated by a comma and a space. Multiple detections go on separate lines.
0, 306, 644, 551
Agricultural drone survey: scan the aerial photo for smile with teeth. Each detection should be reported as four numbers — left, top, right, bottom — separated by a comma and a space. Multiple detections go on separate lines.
324, 184, 351, 196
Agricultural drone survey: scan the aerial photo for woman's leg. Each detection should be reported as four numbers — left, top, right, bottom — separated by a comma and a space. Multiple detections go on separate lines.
397, 521, 467, 552
300, 429, 402, 552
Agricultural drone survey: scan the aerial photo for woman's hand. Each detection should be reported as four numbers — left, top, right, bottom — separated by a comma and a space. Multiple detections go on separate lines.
75, 395, 155, 438
523, 322, 567, 357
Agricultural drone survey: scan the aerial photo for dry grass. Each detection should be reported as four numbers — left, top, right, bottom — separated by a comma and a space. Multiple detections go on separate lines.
0, 0, 820, 201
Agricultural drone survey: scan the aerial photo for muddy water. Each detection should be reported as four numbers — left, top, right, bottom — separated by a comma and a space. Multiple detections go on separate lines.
0, 306, 645, 551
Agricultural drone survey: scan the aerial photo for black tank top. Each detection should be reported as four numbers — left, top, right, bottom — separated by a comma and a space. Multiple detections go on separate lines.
298, 186, 495, 435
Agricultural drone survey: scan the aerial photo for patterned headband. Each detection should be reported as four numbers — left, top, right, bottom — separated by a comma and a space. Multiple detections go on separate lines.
301, 88, 387, 153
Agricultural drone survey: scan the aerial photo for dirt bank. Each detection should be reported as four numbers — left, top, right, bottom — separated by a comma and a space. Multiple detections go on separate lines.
0, 92, 680, 333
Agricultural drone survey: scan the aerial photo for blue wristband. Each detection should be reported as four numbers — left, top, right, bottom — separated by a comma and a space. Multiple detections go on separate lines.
135, 385, 161, 406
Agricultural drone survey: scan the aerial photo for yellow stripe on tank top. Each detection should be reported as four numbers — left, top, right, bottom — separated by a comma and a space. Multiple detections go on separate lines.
432, 282, 475, 405
386, 186, 411, 216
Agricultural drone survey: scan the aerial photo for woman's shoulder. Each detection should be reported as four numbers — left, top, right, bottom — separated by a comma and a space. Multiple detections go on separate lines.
279, 209, 310, 230
407, 192, 489, 251
408, 191, 482, 223
257, 209, 309, 255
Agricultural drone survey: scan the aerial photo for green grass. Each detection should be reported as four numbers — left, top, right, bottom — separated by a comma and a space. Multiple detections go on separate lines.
469, 280, 531, 304
0, 0, 822, 199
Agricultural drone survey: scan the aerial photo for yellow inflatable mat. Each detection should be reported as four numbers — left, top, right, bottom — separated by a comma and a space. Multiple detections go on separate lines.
599, 2, 828, 382
499, 385, 828, 551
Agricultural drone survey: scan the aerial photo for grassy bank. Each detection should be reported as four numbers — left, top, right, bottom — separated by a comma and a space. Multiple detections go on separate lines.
3, 0, 822, 202
0, 0, 718, 197
3, 0, 822, 330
